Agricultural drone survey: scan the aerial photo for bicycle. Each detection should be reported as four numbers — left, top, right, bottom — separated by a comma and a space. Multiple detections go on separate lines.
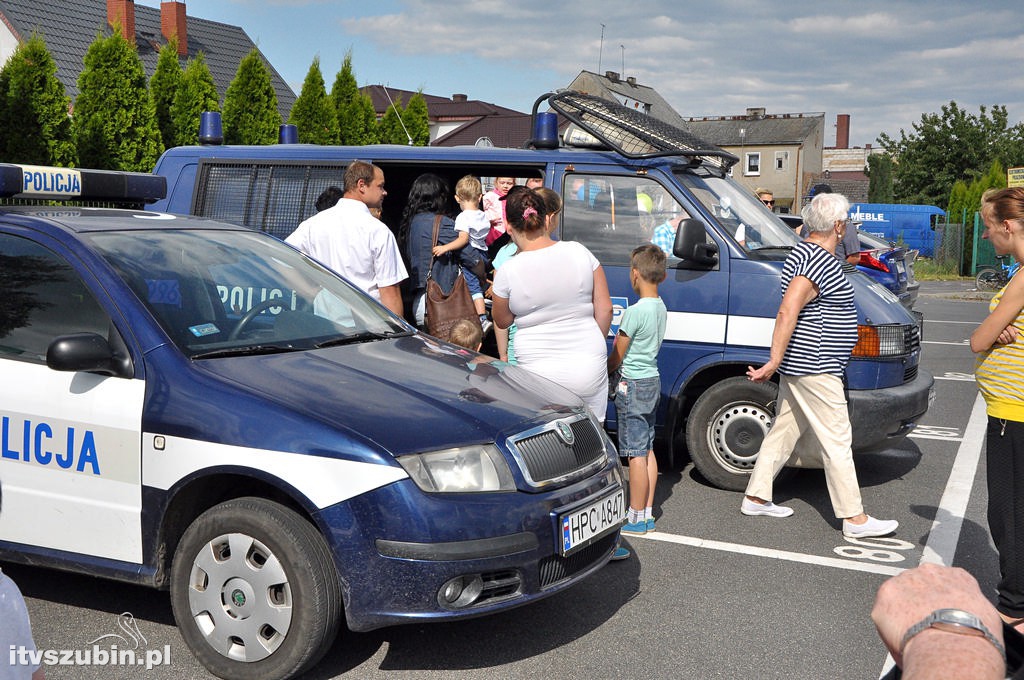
976, 255, 1021, 291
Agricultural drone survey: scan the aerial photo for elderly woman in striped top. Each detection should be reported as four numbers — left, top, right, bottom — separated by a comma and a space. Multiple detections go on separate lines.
740, 192, 899, 539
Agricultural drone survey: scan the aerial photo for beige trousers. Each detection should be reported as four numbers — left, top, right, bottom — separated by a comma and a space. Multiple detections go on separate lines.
744, 373, 864, 519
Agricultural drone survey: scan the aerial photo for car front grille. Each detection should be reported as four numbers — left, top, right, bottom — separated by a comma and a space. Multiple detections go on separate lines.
506, 414, 608, 488
538, 533, 617, 589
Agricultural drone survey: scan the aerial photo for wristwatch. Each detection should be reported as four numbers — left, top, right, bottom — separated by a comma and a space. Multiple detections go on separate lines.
900, 608, 1006, 660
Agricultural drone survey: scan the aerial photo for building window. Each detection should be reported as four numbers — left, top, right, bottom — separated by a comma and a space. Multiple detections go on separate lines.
745, 152, 760, 176
775, 151, 789, 171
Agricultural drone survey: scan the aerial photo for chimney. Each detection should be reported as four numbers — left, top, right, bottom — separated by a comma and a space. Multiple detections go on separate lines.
836, 114, 850, 149
745, 107, 766, 119
626, 76, 636, 86
605, 71, 620, 83
452, 93, 467, 103
107, 0, 136, 45
161, 2, 188, 56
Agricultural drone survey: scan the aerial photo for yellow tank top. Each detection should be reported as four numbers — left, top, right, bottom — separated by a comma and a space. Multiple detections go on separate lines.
976, 283, 1024, 421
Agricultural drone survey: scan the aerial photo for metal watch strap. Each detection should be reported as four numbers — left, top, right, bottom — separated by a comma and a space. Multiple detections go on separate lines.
899, 608, 1006, 661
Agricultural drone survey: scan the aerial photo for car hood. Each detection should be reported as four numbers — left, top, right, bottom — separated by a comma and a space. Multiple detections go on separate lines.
194, 333, 585, 456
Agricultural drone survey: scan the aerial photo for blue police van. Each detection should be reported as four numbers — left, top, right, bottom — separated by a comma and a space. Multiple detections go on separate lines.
0, 163, 624, 679
151, 91, 934, 492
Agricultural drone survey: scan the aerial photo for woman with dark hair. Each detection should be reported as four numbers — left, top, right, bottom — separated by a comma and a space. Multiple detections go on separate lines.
491, 189, 613, 422
401, 173, 482, 327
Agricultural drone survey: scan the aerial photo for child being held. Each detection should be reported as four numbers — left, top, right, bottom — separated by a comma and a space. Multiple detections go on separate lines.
433, 175, 491, 331
607, 244, 668, 536
448, 318, 483, 352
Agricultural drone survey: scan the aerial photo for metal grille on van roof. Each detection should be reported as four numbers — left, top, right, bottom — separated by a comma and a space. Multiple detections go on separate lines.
548, 91, 738, 172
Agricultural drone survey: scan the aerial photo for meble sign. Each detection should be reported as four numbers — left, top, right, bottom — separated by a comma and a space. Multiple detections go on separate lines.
20, 164, 82, 197
850, 210, 886, 222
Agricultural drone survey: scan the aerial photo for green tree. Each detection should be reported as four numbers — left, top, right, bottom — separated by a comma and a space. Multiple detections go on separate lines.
866, 153, 894, 203
170, 52, 220, 146
356, 92, 380, 144
379, 94, 408, 145
288, 57, 339, 144
150, 39, 182, 149
223, 50, 281, 145
72, 27, 162, 171
878, 101, 1024, 209
330, 51, 361, 144
0, 34, 75, 166
403, 91, 430, 146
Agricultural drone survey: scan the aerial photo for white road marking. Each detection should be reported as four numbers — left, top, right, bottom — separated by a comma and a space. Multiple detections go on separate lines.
909, 425, 963, 442
924, 319, 985, 324
923, 339, 970, 346
632, 531, 905, 577
934, 372, 975, 382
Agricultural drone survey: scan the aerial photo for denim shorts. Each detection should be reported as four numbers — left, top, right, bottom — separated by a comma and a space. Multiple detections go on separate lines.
614, 375, 660, 457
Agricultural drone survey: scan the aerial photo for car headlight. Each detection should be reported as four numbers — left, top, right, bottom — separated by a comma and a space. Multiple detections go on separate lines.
397, 445, 516, 493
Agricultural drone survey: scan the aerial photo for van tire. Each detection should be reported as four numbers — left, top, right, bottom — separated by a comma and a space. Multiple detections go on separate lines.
686, 377, 778, 491
170, 497, 343, 680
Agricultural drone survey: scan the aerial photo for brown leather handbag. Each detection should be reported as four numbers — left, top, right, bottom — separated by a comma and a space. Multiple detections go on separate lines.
424, 215, 481, 341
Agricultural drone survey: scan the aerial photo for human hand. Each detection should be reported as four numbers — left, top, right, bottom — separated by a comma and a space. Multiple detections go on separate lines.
997, 325, 1018, 345
872, 564, 1003, 667
431, 245, 447, 257
746, 362, 776, 383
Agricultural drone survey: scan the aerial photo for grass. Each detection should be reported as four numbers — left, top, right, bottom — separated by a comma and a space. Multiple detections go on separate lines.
912, 258, 967, 281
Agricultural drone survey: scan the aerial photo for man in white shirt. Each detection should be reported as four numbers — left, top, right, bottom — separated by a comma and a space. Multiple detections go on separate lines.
286, 161, 408, 317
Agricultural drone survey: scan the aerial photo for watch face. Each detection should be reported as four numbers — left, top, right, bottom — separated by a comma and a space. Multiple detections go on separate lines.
932, 609, 986, 637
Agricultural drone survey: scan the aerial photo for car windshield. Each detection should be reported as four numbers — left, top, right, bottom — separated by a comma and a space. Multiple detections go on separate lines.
87, 228, 408, 358
674, 169, 800, 255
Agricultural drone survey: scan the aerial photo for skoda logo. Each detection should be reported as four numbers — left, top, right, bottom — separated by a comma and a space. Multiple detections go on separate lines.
555, 421, 575, 446
231, 589, 246, 607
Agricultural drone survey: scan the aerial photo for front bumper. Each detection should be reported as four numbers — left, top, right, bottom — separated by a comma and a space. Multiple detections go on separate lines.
849, 368, 935, 452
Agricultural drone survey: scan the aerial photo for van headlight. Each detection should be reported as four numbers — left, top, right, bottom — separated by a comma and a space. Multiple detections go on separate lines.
397, 445, 516, 492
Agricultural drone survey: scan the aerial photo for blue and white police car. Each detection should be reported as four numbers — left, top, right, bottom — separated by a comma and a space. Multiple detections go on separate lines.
0, 164, 624, 680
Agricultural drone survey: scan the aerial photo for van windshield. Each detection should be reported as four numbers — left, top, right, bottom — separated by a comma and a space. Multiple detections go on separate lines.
87, 228, 408, 358
674, 171, 801, 255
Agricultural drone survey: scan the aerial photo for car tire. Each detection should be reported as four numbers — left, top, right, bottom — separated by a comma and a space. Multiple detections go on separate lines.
686, 377, 779, 491
170, 497, 343, 680
976, 267, 1002, 292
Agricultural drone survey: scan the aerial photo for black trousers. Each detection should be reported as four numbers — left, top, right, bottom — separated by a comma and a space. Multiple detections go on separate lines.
987, 416, 1024, 617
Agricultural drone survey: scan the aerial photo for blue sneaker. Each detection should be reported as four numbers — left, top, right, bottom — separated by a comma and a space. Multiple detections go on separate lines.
646, 517, 656, 532
621, 520, 647, 535
609, 546, 631, 561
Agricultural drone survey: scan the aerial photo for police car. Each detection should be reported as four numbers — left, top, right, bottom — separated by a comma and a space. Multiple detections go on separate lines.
0, 164, 624, 680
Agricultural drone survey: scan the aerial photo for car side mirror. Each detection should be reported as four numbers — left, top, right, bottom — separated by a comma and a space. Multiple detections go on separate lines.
674, 218, 718, 268
46, 333, 132, 378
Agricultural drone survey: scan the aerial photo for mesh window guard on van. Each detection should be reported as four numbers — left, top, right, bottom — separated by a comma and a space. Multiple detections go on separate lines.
194, 161, 347, 239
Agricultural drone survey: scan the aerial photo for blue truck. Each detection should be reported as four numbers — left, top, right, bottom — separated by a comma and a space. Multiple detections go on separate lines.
848, 202, 946, 257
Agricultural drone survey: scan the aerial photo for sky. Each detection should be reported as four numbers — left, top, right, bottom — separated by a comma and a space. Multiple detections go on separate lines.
136, 0, 1024, 148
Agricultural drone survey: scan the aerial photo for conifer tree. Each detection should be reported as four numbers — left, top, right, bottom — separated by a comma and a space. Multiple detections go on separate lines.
0, 34, 75, 166
403, 91, 431, 146
170, 52, 220, 146
150, 40, 183, 150
72, 27, 162, 171
357, 92, 380, 144
223, 50, 281, 145
287, 57, 339, 145
379, 94, 408, 145
330, 51, 361, 145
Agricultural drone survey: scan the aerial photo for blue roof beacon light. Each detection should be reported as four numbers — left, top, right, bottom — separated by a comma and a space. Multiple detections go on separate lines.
532, 111, 559, 149
278, 124, 298, 144
198, 111, 223, 145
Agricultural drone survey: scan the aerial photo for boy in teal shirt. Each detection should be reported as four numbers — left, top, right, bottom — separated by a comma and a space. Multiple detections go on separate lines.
608, 244, 668, 535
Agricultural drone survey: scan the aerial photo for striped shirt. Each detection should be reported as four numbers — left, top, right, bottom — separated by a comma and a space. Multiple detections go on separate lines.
778, 241, 858, 377
975, 283, 1024, 421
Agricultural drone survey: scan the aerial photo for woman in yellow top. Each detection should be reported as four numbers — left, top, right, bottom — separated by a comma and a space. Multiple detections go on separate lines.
970, 187, 1024, 631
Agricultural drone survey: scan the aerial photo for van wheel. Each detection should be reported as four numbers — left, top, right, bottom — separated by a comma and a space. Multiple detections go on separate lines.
686, 377, 778, 491
170, 497, 342, 680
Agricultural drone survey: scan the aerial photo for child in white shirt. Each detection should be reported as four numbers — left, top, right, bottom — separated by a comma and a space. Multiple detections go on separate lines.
434, 175, 491, 327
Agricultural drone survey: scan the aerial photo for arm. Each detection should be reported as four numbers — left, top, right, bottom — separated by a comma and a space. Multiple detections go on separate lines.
872, 564, 1005, 679
592, 265, 613, 337
433, 230, 469, 257
747, 275, 817, 382
608, 332, 631, 373
970, 273, 1024, 352
492, 294, 514, 330
377, 284, 404, 318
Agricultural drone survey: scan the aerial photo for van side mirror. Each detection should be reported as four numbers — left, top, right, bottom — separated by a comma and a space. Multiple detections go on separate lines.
46, 333, 132, 378
674, 218, 718, 268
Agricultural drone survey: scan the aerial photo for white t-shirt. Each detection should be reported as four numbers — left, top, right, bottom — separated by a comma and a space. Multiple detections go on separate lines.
492, 240, 608, 421
455, 209, 490, 252
0, 569, 40, 680
286, 198, 408, 301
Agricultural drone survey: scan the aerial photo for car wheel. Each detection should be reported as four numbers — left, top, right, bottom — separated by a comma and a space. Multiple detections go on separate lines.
170, 497, 342, 680
685, 377, 779, 491
976, 267, 1001, 292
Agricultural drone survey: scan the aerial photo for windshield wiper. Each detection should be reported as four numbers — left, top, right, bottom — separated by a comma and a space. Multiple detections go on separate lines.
751, 245, 795, 253
314, 329, 411, 349
191, 344, 301, 360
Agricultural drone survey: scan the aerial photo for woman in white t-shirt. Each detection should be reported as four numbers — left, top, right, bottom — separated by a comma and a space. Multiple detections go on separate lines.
491, 189, 613, 422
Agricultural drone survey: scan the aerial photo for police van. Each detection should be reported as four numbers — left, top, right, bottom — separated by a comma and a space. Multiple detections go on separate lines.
151, 91, 934, 491
0, 163, 624, 679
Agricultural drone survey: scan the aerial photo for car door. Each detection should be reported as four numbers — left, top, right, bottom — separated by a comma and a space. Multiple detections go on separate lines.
0, 231, 145, 564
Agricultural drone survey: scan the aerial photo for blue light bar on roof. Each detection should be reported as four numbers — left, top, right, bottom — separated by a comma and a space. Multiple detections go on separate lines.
0, 164, 166, 203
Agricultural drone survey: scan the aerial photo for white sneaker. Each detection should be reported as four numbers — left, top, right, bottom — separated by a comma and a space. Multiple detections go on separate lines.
480, 319, 494, 335
843, 515, 898, 538
741, 498, 794, 518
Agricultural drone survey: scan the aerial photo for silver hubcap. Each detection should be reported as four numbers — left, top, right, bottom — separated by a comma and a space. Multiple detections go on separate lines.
704, 400, 773, 472
188, 532, 292, 662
